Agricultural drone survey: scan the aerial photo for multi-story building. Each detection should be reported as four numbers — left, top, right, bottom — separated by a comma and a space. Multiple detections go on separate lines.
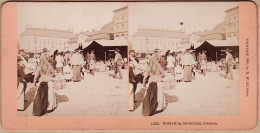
19, 25, 75, 52
197, 21, 226, 42
82, 21, 114, 43
113, 6, 128, 40
131, 28, 187, 52
225, 6, 239, 40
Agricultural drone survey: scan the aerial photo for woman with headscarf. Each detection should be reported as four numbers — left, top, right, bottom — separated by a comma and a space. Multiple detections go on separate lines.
33, 48, 56, 116
142, 48, 165, 116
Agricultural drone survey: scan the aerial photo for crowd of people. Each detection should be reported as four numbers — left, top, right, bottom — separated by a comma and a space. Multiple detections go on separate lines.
17, 47, 125, 116
129, 48, 236, 116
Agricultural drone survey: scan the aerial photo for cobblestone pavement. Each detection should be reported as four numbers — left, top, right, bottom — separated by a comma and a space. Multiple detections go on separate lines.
130, 70, 240, 116
18, 70, 129, 116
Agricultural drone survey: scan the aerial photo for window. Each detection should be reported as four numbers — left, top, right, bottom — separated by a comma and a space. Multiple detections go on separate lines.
116, 35, 119, 40
121, 24, 124, 32
116, 25, 119, 32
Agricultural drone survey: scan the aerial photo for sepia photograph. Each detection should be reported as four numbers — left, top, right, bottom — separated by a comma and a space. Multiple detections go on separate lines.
17, 2, 129, 116
128, 2, 240, 116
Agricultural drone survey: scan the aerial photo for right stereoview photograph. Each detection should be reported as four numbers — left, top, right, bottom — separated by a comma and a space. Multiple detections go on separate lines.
128, 2, 239, 116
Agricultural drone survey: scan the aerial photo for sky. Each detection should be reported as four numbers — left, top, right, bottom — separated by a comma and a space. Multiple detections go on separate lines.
17, 2, 127, 38
129, 2, 239, 38
18, 2, 238, 39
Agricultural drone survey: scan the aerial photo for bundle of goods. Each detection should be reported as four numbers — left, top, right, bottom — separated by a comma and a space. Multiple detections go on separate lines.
162, 72, 175, 90
53, 74, 66, 90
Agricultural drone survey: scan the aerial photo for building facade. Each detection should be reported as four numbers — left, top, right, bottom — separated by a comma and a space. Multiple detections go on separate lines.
19, 25, 75, 52
225, 6, 239, 40
113, 6, 128, 40
131, 28, 187, 52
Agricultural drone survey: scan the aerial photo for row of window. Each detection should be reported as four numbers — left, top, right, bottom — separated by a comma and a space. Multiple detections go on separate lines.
20, 38, 70, 50
114, 23, 128, 33
114, 15, 128, 24
226, 33, 238, 40
226, 23, 239, 33
133, 43, 183, 51
136, 39, 180, 46
20, 43, 77, 51
21, 39, 67, 46
115, 34, 127, 40
226, 15, 239, 24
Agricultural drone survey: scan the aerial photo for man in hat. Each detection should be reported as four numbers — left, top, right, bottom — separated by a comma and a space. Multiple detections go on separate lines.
225, 48, 234, 80
182, 49, 195, 82
88, 50, 96, 76
113, 48, 123, 79
71, 49, 84, 82
199, 50, 207, 76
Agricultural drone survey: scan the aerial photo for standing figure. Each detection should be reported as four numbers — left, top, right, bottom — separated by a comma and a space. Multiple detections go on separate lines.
142, 48, 165, 116
129, 50, 143, 111
113, 48, 123, 79
33, 48, 56, 116
166, 51, 175, 76
88, 50, 96, 76
71, 49, 84, 82
182, 49, 195, 82
17, 56, 26, 111
55, 52, 64, 74
197, 52, 202, 71
200, 50, 207, 76
225, 48, 235, 80
85, 52, 90, 71
175, 64, 184, 82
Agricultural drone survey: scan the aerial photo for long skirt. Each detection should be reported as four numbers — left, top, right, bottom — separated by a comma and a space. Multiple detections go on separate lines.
47, 82, 57, 111
129, 84, 134, 111
72, 65, 81, 81
142, 82, 158, 116
129, 82, 138, 111
157, 82, 166, 111
33, 82, 48, 116
183, 65, 192, 82
17, 82, 25, 110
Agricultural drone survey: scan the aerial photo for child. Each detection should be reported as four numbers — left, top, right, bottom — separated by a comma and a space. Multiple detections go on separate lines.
175, 64, 184, 83
63, 64, 72, 82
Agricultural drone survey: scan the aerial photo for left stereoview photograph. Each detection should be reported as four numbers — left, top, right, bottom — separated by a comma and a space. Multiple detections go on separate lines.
17, 2, 129, 116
